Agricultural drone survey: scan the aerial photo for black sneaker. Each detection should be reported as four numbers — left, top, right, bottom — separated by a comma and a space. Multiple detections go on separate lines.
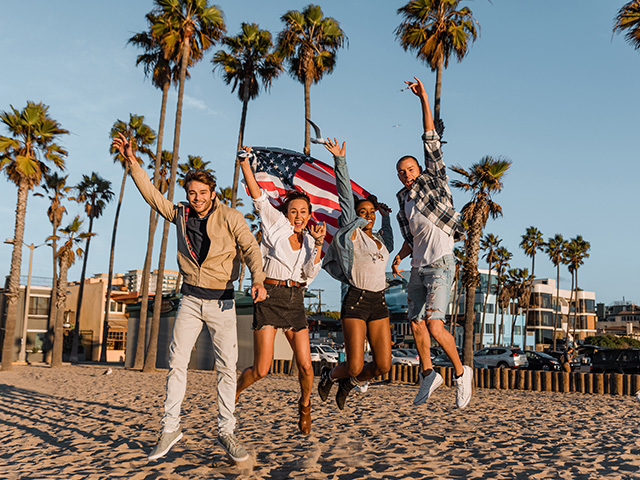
335, 378, 354, 410
318, 366, 334, 402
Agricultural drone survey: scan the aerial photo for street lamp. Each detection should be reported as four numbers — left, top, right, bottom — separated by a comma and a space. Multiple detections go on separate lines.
4, 238, 46, 363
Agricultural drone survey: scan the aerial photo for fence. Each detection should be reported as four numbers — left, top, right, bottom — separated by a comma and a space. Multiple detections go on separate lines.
268, 360, 640, 397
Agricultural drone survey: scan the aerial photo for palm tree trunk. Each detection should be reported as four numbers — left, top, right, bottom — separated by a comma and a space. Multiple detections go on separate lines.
449, 273, 459, 334
479, 264, 492, 350
70, 214, 95, 363
1, 181, 29, 371
552, 265, 560, 351
565, 269, 575, 345
522, 255, 535, 351
463, 285, 476, 364
134, 79, 169, 370
303, 75, 312, 155
51, 254, 69, 368
231, 92, 250, 208
433, 58, 443, 122
45, 225, 59, 365
510, 310, 518, 346
99, 169, 128, 363
492, 287, 500, 345
572, 270, 579, 341
143, 38, 190, 373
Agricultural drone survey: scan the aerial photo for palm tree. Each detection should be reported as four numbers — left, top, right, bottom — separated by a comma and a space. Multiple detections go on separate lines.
0, 101, 68, 371
508, 268, 532, 346
213, 22, 282, 207
478, 233, 501, 349
519, 226, 544, 350
614, 1, 640, 50
566, 236, 590, 342
100, 115, 156, 362
50, 217, 91, 368
128, 12, 181, 371
545, 234, 568, 352
395, 0, 478, 124
496, 273, 512, 346
276, 4, 346, 155
448, 247, 464, 335
493, 246, 512, 345
70, 173, 114, 363
451, 156, 511, 365
177, 154, 215, 186
143, 0, 225, 372
34, 172, 71, 362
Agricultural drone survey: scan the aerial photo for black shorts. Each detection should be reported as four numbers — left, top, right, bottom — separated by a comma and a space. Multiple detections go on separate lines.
253, 283, 308, 331
341, 286, 389, 322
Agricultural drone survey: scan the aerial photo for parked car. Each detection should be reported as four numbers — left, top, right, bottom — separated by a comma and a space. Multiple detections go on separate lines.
577, 345, 607, 365
310, 345, 339, 364
391, 349, 420, 366
396, 348, 420, 362
433, 352, 488, 369
525, 351, 560, 371
590, 349, 640, 374
544, 349, 582, 370
474, 347, 528, 368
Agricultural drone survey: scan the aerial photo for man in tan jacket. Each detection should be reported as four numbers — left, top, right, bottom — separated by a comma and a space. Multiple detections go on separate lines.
113, 134, 266, 463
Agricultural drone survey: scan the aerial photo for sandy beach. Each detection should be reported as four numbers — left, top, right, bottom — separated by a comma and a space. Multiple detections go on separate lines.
1, 364, 639, 480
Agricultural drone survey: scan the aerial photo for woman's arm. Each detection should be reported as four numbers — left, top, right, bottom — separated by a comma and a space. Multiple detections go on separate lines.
324, 138, 356, 228
237, 147, 261, 200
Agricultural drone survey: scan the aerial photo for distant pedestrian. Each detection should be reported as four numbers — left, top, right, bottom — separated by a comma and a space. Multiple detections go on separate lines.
561, 347, 574, 373
392, 76, 472, 409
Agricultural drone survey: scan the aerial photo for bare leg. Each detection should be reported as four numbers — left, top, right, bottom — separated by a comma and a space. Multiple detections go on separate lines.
411, 318, 433, 372
329, 317, 367, 380
284, 328, 314, 406
427, 318, 463, 376
236, 327, 277, 402
357, 317, 392, 382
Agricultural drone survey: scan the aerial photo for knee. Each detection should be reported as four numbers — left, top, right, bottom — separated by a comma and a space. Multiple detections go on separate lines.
427, 319, 447, 338
410, 319, 427, 335
346, 361, 363, 378
297, 360, 313, 377
253, 365, 270, 380
375, 360, 391, 376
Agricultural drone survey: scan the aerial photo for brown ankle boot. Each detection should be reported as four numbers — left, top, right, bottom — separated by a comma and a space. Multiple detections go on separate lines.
298, 400, 311, 435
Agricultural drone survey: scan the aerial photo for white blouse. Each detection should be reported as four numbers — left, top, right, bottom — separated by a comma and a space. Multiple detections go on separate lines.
254, 191, 322, 284
350, 229, 389, 292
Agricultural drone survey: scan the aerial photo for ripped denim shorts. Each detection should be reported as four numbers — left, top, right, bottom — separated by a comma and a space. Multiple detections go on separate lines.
407, 254, 454, 322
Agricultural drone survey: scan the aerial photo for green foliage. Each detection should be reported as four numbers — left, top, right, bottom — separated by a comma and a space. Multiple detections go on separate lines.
584, 335, 640, 349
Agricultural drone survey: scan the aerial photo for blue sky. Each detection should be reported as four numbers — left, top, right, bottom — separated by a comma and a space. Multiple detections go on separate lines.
1, 0, 638, 311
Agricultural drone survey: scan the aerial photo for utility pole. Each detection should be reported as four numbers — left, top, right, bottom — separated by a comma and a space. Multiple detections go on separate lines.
310, 288, 324, 314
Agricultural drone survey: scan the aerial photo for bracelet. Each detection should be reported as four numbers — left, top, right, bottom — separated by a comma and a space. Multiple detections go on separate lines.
314, 240, 324, 246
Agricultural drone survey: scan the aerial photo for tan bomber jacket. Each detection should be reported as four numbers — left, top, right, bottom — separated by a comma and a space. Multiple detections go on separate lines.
129, 162, 265, 291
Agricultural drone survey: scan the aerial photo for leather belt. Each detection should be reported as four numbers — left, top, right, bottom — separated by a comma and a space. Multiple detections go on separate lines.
264, 278, 307, 288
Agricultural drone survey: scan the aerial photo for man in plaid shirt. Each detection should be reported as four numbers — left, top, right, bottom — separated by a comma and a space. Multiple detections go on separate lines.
392, 76, 472, 409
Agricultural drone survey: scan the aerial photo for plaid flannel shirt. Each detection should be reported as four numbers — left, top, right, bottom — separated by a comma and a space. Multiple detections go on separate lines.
396, 130, 465, 246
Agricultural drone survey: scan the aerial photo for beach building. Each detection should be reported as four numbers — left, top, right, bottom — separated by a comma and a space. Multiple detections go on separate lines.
595, 301, 640, 339
120, 269, 180, 294
0, 275, 134, 364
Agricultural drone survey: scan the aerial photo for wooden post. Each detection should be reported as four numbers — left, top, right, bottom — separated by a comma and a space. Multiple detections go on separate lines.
491, 368, 500, 389
632, 374, 640, 396
516, 370, 525, 390
542, 371, 552, 392
560, 372, 570, 393
594, 373, 604, 394
613, 374, 624, 396
500, 368, 509, 390
585, 373, 593, 394
532, 371, 541, 391
623, 374, 631, 396
575, 373, 585, 393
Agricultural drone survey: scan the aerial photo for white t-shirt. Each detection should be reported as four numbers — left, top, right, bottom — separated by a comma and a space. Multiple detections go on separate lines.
404, 196, 454, 268
350, 229, 389, 292
254, 191, 321, 284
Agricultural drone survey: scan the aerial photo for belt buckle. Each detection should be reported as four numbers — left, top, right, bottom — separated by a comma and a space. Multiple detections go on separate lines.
285, 279, 293, 287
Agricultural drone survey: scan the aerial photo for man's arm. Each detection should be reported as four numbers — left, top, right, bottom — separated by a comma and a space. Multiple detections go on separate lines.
404, 76, 446, 178
392, 240, 413, 277
229, 210, 267, 302
111, 133, 176, 222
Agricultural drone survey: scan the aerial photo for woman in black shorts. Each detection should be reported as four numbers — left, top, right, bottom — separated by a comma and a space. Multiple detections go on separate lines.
235, 147, 326, 435
320, 138, 393, 409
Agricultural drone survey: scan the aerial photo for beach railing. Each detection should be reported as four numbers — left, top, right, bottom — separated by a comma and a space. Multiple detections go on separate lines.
268, 361, 640, 397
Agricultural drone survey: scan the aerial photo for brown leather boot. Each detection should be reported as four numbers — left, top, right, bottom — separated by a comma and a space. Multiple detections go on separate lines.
298, 399, 311, 435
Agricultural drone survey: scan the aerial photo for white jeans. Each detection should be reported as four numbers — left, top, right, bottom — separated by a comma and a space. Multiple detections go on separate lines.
162, 295, 238, 436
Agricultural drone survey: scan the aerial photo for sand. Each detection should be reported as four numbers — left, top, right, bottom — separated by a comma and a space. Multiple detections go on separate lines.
1, 364, 639, 480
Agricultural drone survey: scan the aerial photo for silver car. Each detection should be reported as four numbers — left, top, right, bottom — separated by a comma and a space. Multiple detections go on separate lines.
474, 347, 529, 368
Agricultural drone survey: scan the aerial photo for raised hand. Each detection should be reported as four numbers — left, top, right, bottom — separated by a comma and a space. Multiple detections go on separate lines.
237, 145, 253, 163
377, 202, 391, 217
111, 132, 136, 167
323, 138, 346, 157
404, 76, 428, 100
309, 221, 327, 246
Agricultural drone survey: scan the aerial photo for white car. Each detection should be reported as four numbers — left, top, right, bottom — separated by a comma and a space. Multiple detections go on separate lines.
310, 345, 339, 363
392, 349, 420, 366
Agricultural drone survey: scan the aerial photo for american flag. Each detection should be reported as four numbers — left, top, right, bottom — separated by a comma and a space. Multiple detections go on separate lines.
242, 147, 370, 251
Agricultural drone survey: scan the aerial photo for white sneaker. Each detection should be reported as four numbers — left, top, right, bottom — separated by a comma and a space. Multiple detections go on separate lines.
413, 370, 443, 405
455, 365, 473, 409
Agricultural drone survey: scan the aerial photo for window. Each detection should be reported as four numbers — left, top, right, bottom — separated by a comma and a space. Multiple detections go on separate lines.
485, 323, 494, 334
107, 330, 125, 350
109, 300, 125, 313
29, 296, 50, 316
514, 326, 522, 335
